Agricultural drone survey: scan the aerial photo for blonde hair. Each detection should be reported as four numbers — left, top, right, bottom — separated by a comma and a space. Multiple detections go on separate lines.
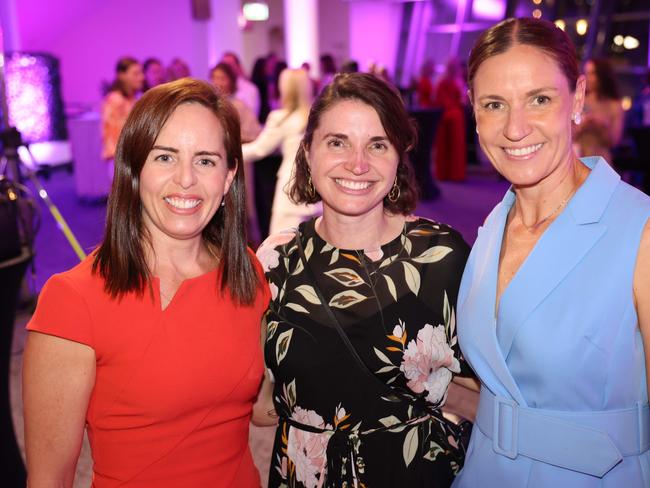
279, 68, 312, 113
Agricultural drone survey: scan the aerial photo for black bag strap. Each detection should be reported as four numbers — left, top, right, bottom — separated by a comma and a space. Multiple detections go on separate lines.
294, 230, 396, 390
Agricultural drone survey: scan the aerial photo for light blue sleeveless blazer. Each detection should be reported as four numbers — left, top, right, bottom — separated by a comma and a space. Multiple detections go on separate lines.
453, 158, 650, 487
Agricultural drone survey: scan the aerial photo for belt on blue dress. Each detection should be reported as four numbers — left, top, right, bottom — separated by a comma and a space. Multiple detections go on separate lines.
475, 388, 650, 478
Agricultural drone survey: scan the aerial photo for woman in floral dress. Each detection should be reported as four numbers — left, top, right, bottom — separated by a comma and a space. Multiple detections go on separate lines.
254, 73, 477, 487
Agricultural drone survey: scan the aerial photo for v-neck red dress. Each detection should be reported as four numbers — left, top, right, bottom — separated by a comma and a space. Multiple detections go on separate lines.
28, 252, 270, 487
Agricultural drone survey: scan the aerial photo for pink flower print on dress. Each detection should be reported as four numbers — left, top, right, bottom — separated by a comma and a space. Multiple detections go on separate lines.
400, 324, 460, 405
269, 282, 279, 300
256, 231, 295, 272
287, 407, 333, 488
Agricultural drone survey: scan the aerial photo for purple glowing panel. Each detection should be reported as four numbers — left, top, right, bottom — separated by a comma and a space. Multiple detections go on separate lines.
5, 53, 60, 142
472, 0, 506, 20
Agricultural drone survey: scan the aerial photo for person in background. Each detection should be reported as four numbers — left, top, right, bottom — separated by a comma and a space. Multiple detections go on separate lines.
221, 51, 261, 116
101, 57, 144, 177
574, 57, 624, 162
142, 57, 166, 92
340, 59, 359, 73
453, 17, 650, 487
433, 58, 467, 181
319, 53, 337, 92
210, 61, 262, 243
210, 62, 261, 143
270, 60, 288, 110
251, 56, 271, 123
301, 61, 319, 97
23, 78, 270, 487
167, 57, 191, 81
629, 69, 650, 127
254, 72, 476, 488
414, 59, 436, 109
242, 68, 321, 236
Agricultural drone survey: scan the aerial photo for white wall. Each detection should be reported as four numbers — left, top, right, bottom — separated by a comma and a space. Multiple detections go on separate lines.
318, 0, 350, 72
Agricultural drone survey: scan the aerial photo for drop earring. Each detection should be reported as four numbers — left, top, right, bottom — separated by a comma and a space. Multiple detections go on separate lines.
307, 174, 316, 199
388, 177, 400, 203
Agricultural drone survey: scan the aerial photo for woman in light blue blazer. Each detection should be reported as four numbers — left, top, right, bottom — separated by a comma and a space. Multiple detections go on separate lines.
453, 18, 650, 487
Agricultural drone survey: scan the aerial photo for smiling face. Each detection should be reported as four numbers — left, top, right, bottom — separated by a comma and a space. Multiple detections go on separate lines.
472, 44, 585, 188
307, 99, 399, 218
139, 103, 236, 246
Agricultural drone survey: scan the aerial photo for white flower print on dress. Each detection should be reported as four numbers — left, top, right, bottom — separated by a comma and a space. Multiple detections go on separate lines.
400, 324, 460, 405
287, 407, 332, 488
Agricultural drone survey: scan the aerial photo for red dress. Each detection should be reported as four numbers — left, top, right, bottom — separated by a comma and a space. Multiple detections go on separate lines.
27, 253, 270, 487
434, 78, 466, 181
415, 76, 435, 108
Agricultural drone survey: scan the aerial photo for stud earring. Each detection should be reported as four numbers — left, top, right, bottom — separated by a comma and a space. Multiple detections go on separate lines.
572, 112, 582, 125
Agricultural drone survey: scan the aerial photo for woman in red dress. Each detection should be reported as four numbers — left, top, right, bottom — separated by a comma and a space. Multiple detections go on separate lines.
434, 58, 467, 181
23, 79, 269, 487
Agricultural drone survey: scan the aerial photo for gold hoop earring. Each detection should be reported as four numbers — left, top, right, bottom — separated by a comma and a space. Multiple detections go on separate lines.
307, 174, 316, 199
388, 178, 400, 203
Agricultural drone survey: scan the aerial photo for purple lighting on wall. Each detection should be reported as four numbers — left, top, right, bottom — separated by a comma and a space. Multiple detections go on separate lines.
5, 53, 64, 143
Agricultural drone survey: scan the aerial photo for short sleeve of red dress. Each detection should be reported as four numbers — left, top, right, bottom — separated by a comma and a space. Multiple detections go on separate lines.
27, 271, 95, 347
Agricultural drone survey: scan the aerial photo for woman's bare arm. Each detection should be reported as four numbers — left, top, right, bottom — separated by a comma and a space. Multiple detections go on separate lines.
634, 219, 650, 400
23, 332, 95, 488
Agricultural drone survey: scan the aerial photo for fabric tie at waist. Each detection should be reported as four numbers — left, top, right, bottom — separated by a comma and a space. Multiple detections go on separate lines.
281, 413, 430, 487
476, 389, 650, 478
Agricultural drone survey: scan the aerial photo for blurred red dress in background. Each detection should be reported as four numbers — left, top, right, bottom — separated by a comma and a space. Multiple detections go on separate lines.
434, 60, 466, 182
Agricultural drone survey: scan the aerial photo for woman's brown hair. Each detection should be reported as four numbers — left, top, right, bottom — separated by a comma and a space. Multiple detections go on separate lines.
467, 17, 580, 97
290, 72, 419, 215
93, 78, 260, 305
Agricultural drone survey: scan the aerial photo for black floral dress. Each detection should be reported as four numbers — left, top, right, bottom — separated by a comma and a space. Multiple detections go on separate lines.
256, 217, 472, 488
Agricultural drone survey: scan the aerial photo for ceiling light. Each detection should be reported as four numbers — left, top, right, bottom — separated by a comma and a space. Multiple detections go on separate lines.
623, 36, 639, 50
576, 19, 588, 36
554, 19, 566, 31
242, 2, 269, 21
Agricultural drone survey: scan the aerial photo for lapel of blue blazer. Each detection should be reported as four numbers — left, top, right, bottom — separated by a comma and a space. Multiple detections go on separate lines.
460, 189, 526, 403
496, 157, 618, 361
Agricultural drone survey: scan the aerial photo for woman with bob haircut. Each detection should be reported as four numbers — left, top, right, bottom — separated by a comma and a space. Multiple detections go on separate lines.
23, 78, 270, 487
453, 18, 650, 487
254, 72, 477, 487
